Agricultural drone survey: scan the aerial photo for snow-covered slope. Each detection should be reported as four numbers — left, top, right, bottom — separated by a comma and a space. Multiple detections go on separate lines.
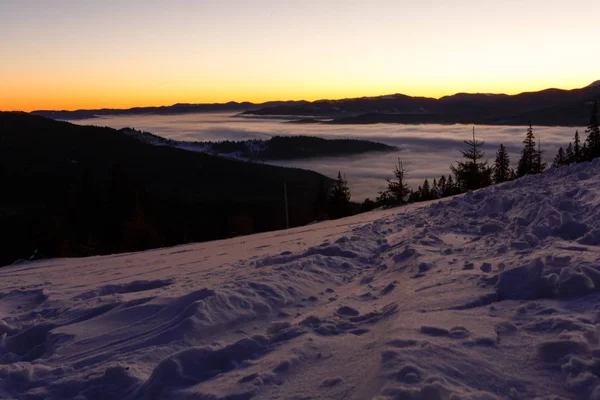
2, 159, 600, 399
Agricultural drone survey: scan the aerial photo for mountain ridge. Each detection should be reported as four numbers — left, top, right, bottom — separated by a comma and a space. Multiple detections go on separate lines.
249, 82, 600, 126
29, 81, 599, 126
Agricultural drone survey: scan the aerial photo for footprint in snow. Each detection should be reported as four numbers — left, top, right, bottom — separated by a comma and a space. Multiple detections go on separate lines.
420, 326, 471, 338
380, 282, 396, 295
320, 377, 343, 387
336, 306, 360, 317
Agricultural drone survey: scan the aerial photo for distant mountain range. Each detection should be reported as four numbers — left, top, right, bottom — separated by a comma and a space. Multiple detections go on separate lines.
31, 81, 600, 126
30, 101, 306, 120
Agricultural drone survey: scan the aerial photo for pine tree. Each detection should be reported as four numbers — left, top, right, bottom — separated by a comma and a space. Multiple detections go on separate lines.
493, 143, 511, 183
565, 142, 574, 164
573, 130, 582, 163
552, 147, 566, 168
438, 175, 447, 197
408, 188, 420, 203
431, 178, 439, 199
517, 122, 538, 176
329, 171, 351, 219
378, 159, 411, 206
446, 174, 456, 196
385, 158, 410, 205
420, 179, 431, 200
584, 100, 600, 160
450, 127, 491, 191
532, 138, 546, 174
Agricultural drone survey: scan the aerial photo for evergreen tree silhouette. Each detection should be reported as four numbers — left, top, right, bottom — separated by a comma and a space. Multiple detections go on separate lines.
421, 179, 432, 200
532, 138, 547, 174
378, 158, 410, 205
584, 100, 600, 160
431, 178, 439, 199
552, 147, 567, 168
517, 122, 538, 176
573, 130, 582, 163
329, 171, 351, 219
437, 175, 447, 197
493, 143, 511, 183
409, 185, 422, 202
446, 174, 456, 197
450, 127, 491, 191
565, 142, 574, 164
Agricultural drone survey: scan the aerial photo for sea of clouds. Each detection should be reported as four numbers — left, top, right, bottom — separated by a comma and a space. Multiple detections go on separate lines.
71, 113, 584, 201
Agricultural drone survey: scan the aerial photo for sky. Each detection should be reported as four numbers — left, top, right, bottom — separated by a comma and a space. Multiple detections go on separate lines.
1, 0, 599, 111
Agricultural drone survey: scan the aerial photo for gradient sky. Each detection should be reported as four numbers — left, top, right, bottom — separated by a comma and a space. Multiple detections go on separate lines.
2, 0, 599, 111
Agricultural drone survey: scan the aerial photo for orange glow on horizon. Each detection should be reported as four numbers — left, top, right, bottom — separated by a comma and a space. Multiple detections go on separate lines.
2, 78, 597, 113
2, 1, 599, 113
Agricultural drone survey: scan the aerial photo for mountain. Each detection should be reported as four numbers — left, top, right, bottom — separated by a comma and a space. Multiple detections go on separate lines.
588, 80, 600, 88
2, 156, 600, 399
247, 82, 600, 126
30, 81, 600, 126
0, 112, 333, 266
30, 100, 308, 120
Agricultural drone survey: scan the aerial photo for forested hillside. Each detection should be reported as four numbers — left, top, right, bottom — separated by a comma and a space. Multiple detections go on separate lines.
0, 113, 332, 265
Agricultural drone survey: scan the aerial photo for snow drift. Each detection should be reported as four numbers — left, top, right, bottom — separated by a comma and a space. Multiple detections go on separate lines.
2, 159, 600, 399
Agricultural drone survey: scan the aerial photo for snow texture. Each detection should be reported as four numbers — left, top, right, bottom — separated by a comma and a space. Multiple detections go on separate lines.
2, 159, 600, 399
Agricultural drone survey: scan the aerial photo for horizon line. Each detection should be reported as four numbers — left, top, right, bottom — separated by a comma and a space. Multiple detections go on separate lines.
8, 80, 599, 113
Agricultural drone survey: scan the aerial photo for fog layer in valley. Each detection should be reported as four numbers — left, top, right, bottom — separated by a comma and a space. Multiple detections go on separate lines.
71, 113, 584, 201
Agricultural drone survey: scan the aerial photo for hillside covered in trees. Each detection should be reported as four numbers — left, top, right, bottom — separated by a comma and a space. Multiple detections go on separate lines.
121, 128, 397, 160
0, 113, 335, 266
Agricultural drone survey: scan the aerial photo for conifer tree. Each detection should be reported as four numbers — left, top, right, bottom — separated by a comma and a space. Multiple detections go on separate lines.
385, 158, 410, 205
431, 178, 439, 199
573, 130, 582, 163
552, 147, 566, 168
438, 175, 447, 197
446, 174, 456, 196
585, 100, 600, 160
532, 138, 546, 174
329, 171, 351, 219
450, 127, 491, 191
565, 142, 574, 164
421, 179, 431, 200
517, 122, 538, 177
493, 143, 511, 183
406, 189, 417, 203
378, 159, 411, 206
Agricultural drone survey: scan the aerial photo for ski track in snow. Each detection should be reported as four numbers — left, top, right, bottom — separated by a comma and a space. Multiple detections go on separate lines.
2, 159, 600, 399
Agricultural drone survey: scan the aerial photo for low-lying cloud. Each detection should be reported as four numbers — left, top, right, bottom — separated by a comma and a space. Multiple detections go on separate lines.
72, 113, 585, 201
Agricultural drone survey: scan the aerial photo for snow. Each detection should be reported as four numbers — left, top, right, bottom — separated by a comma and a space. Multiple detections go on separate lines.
2, 158, 600, 399
120, 128, 261, 161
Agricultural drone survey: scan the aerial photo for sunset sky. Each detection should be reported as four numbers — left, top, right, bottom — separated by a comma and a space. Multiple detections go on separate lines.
2, 0, 599, 111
